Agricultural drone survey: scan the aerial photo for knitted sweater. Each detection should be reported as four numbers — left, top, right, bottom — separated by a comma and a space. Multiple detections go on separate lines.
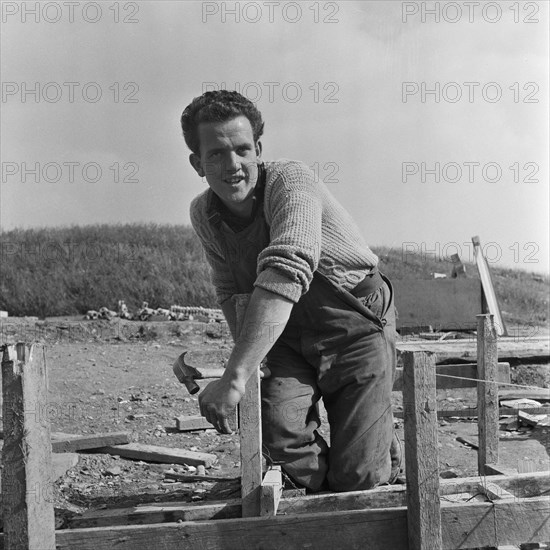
190, 159, 379, 305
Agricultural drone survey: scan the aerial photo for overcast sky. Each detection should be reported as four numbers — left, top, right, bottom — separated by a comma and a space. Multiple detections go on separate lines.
1, 1, 548, 273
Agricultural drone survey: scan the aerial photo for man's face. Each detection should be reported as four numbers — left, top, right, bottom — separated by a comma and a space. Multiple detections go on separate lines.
190, 115, 262, 217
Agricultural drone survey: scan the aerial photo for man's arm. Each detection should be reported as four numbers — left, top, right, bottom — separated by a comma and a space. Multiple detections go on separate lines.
199, 286, 293, 433
220, 299, 237, 341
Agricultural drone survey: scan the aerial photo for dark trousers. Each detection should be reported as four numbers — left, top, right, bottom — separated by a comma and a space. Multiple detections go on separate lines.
261, 273, 397, 492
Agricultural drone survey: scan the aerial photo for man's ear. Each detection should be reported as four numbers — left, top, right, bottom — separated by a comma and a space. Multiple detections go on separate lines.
255, 141, 262, 159
189, 153, 205, 177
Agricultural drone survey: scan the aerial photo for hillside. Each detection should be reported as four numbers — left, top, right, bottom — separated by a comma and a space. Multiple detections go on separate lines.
0, 224, 548, 325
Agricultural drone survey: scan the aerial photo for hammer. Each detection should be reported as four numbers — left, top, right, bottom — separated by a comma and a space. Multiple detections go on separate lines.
173, 351, 271, 396
172, 351, 203, 395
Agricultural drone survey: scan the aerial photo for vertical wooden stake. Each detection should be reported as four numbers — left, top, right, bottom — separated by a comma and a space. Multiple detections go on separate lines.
1, 343, 56, 550
477, 314, 499, 475
233, 294, 263, 517
403, 351, 442, 550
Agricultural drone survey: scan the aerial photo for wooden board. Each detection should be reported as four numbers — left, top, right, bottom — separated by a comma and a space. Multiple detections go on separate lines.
233, 294, 263, 518
394, 406, 550, 420
472, 236, 507, 336
499, 389, 550, 403
392, 278, 482, 331
174, 416, 214, 432
1, 343, 56, 549
51, 432, 131, 453
20, 496, 550, 550
402, 351, 442, 549
97, 443, 216, 468
67, 471, 550, 529
164, 472, 238, 483
392, 362, 510, 391
477, 315, 499, 475
397, 337, 549, 362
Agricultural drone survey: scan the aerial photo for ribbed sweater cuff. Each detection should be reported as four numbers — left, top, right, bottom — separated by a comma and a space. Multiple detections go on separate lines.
254, 267, 304, 303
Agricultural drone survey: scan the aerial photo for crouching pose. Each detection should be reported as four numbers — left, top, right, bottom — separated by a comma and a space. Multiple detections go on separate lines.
182, 90, 401, 492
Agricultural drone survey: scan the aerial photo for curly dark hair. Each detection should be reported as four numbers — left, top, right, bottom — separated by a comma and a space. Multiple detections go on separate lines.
181, 90, 265, 155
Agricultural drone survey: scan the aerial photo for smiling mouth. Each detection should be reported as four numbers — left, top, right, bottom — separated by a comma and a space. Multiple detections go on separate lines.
224, 176, 245, 185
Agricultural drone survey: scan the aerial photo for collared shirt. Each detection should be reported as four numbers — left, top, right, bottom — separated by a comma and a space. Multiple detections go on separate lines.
206, 163, 266, 233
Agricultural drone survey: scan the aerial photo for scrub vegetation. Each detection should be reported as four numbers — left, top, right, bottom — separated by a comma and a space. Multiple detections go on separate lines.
1, 224, 548, 324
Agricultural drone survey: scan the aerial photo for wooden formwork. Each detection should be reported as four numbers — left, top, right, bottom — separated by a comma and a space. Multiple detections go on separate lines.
1, 314, 549, 549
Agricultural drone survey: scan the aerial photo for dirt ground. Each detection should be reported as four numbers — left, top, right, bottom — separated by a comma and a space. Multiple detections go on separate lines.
0, 317, 549, 529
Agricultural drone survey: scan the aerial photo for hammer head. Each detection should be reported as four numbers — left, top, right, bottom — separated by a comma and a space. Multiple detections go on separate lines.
173, 351, 202, 395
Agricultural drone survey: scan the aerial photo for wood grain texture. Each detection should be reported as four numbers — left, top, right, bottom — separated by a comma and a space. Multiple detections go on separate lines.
66, 471, 550, 529
396, 337, 549, 362
499, 388, 550, 402
477, 314, 499, 475
12, 496, 549, 550
472, 236, 507, 336
233, 293, 263, 517
1, 344, 56, 550
51, 431, 131, 453
402, 351, 442, 550
97, 443, 216, 467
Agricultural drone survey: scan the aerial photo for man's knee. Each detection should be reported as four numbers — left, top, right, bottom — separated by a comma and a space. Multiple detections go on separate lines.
328, 449, 392, 492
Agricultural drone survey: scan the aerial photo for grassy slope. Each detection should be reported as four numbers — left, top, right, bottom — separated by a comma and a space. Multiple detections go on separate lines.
1, 224, 548, 324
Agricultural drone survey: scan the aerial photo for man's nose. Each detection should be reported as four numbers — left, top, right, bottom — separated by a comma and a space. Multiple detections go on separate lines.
225, 151, 241, 172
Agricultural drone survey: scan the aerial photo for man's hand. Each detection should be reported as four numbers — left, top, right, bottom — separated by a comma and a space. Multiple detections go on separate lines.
198, 378, 245, 434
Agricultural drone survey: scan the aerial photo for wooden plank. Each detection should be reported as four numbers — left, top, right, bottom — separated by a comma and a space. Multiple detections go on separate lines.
472, 236, 507, 336
396, 337, 549, 362
233, 293, 263, 518
499, 389, 550, 403
442, 497, 549, 548
174, 415, 214, 432
393, 362, 510, 391
15, 496, 549, 550
66, 471, 550, 529
392, 278, 482, 331
394, 406, 550, 420
51, 432, 131, 453
68, 499, 245, 528
1, 343, 56, 550
97, 443, 216, 468
260, 467, 283, 517
477, 314, 499, 475
68, 487, 408, 528
164, 471, 238, 483
402, 351, 442, 550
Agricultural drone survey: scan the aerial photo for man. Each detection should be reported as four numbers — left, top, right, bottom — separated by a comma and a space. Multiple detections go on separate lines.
182, 90, 401, 493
